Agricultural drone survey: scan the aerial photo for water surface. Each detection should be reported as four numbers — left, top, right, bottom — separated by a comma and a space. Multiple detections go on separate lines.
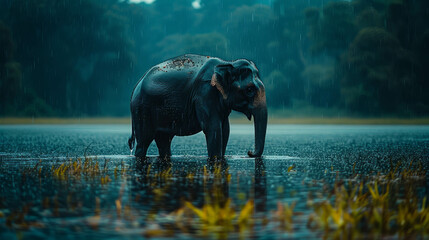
1, 124, 428, 239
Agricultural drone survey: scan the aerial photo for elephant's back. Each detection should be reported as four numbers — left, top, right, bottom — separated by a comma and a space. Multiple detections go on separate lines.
130, 54, 220, 106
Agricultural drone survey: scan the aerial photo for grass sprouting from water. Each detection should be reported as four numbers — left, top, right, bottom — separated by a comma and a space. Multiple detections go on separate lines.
1, 157, 428, 239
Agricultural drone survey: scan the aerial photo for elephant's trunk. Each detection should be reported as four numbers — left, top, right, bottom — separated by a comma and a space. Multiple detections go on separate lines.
248, 89, 267, 158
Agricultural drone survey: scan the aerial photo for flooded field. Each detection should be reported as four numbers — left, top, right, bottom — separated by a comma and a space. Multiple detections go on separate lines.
1, 124, 428, 239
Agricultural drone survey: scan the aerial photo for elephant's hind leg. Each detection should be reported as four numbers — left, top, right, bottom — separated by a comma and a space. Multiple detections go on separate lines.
155, 132, 174, 159
134, 114, 154, 159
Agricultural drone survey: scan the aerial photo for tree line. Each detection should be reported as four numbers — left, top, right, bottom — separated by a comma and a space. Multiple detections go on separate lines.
0, 0, 428, 117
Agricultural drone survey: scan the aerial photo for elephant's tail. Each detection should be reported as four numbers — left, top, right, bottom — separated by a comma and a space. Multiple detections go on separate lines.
128, 119, 135, 150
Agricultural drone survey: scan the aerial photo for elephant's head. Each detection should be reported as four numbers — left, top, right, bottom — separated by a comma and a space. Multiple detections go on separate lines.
211, 59, 267, 157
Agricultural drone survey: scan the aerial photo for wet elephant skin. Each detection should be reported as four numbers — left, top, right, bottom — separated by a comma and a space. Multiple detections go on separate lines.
128, 54, 268, 160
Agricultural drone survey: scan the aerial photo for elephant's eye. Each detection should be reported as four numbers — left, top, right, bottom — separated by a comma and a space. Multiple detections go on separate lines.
246, 86, 256, 97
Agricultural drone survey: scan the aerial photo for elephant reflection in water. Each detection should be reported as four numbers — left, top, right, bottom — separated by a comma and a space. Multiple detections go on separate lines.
132, 159, 231, 210
254, 158, 267, 213
131, 158, 267, 221
131, 159, 204, 212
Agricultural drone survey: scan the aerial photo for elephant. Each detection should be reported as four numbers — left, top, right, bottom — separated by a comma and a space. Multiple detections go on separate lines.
128, 54, 267, 160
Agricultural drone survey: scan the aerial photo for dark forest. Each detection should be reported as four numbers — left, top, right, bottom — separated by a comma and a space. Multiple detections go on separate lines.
1, 0, 428, 117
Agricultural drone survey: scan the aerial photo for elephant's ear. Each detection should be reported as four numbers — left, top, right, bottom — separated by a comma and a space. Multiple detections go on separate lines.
211, 64, 233, 100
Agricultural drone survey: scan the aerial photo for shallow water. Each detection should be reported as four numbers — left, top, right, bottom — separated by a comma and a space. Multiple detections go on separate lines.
0, 124, 428, 239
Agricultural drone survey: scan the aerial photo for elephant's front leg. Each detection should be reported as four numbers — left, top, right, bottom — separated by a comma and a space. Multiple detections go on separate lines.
222, 118, 230, 157
203, 121, 223, 160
